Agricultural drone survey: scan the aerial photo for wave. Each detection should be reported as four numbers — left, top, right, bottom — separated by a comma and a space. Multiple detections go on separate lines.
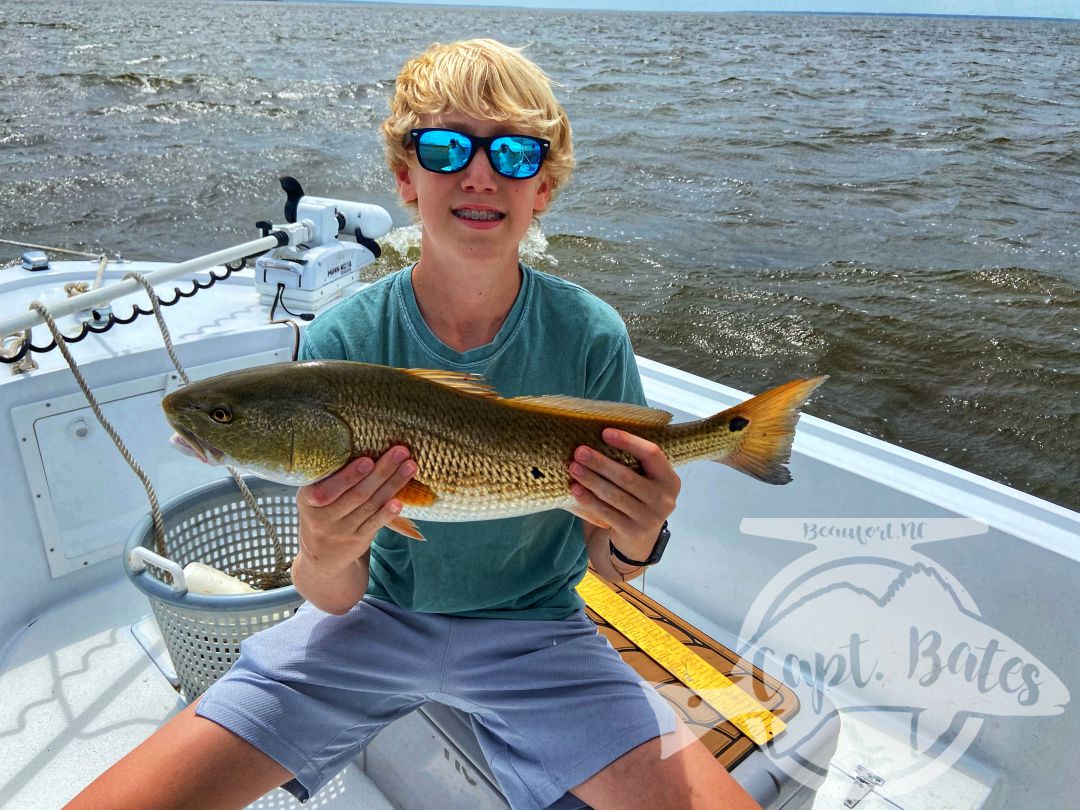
0, 20, 79, 31
544, 234, 620, 252
42, 70, 205, 93
818, 127, 898, 143
372, 224, 559, 273
955, 267, 1080, 298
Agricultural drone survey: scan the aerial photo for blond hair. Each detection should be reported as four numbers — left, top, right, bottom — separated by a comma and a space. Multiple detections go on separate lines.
382, 39, 573, 206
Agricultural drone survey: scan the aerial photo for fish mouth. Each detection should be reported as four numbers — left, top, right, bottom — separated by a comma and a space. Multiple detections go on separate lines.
169, 427, 224, 466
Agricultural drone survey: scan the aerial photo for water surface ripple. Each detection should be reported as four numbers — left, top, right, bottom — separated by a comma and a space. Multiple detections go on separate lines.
2, 1, 1078, 511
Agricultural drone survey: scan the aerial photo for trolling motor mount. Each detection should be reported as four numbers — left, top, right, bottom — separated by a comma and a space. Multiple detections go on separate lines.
254, 177, 393, 313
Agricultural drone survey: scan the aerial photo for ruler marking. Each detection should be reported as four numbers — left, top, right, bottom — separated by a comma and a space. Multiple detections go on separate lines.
577, 571, 785, 745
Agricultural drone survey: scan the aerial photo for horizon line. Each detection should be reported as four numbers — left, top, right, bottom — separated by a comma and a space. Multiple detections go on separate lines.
274, 0, 1080, 21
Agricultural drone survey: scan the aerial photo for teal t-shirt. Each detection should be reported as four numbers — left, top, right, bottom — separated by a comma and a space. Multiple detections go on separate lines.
299, 264, 645, 620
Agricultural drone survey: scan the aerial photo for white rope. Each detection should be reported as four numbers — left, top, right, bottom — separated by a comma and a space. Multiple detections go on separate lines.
29, 300, 169, 557
20, 274, 291, 586
27, 283, 290, 587
64, 282, 90, 297
124, 272, 288, 583
124, 273, 192, 386
3, 330, 38, 374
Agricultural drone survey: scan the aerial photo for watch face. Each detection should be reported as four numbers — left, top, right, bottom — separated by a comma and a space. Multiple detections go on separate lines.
609, 522, 671, 567
648, 523, 671, 564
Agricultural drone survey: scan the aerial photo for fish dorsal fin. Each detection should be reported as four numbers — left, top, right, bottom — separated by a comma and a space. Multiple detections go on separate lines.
509, 395, 673, 427
403, 368, 499, 399
402, 368, 672, 427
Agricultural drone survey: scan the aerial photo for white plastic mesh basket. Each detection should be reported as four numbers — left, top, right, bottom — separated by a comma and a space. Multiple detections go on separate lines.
124, 476, 304, 701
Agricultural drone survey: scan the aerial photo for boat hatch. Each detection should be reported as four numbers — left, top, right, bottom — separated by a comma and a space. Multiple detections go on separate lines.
11, 349, 289, 577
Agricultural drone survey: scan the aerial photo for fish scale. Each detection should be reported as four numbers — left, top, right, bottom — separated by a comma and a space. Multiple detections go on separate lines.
343, 385, 609, 519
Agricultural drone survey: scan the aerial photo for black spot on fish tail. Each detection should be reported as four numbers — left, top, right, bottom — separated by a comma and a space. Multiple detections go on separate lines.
729, 416, 749, 432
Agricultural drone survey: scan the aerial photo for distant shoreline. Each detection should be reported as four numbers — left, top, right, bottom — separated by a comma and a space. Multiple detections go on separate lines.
246, 1, 1079, 22
736, 10, 1079, 22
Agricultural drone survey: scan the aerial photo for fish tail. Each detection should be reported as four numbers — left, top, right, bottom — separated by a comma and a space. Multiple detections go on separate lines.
709, 376, 827, 484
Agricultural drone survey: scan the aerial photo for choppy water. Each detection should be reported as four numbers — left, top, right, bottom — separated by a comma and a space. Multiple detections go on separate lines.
2, 1, 1078, 511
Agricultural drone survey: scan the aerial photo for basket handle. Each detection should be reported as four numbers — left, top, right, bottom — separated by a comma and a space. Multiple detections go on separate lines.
129, 546, 188, 595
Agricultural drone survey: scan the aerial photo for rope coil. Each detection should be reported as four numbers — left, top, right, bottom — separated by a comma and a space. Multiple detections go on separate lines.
3, 330, 38, 374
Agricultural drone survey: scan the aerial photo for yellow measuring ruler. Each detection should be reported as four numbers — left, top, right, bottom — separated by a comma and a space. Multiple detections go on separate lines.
576, 571, 785, 746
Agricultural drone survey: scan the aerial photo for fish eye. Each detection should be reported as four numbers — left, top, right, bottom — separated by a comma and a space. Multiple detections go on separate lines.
209, 406, 233, 424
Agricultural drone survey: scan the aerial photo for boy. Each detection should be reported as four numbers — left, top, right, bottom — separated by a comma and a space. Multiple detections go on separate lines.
67, 40, 760, 810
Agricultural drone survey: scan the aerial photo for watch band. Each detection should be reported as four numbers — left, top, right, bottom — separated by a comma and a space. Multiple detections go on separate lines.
609, 521, 670, 567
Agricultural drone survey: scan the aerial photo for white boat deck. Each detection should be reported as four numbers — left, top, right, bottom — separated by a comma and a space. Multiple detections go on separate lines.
0, 566, 994, 810
0, 259, 393, 808
3, 258, 1077, 809
647, 587, 996, 810
0, 573, 394, 810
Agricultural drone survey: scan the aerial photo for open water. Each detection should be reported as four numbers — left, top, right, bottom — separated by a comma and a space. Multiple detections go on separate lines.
1, 1, 1078, 511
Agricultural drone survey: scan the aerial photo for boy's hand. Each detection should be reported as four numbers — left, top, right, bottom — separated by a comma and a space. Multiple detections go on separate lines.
296, 446, 417, 576
568, 429, 680, 561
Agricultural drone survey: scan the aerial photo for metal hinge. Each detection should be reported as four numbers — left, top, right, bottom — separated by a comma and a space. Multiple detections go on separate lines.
844, 765, 885, 808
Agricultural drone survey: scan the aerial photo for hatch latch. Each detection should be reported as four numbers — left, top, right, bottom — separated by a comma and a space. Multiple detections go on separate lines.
844, 765, 885, 808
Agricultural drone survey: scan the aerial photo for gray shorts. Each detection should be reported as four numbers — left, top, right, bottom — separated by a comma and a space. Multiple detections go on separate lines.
196, 595, 677, 810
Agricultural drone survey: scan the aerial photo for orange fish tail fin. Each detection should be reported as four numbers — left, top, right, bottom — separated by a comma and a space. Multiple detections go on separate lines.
716, 376, 827, 485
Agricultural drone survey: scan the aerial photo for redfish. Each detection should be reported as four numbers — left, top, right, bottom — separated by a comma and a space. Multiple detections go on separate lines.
164, 361, 825, 539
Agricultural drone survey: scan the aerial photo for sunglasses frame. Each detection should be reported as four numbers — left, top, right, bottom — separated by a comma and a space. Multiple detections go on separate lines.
409, 128, 551, 180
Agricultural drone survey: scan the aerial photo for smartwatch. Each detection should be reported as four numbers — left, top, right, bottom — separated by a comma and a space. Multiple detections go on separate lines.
609, 521, 670, 567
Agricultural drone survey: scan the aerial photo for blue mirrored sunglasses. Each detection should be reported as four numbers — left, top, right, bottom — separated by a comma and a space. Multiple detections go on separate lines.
409, 128, 550, 180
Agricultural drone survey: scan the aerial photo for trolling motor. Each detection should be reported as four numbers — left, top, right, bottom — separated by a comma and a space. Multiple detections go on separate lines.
254, 176, 393, 313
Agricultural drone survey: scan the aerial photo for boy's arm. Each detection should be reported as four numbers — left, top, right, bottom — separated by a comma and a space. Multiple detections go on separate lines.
292, 549, 371, 615
582, 523, 646, 583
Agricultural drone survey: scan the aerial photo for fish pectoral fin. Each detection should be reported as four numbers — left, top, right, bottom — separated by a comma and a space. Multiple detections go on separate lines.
510, 395, 673, 427
388, 516, 426, 541
397, 478, 439, 507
